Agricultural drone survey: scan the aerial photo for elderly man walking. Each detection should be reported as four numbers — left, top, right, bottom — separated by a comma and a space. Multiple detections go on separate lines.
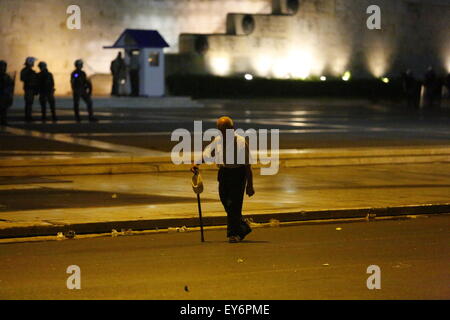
191, 116, 255, 243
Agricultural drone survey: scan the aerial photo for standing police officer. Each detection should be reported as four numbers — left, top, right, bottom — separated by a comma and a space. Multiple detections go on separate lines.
445, 73, 450, 99
401, 69, 420, 109
20, 57, 38, 122
110, 52, 126, 96
71, 59, 97, 122
0, 60, 15, 126
37, 62, 57, 122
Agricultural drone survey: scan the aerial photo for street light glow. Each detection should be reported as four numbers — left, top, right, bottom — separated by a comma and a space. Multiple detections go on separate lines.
342, 71, 351, 81
244, 73, 254, 81
209, 56, 230, 76
320, 76, 327, 81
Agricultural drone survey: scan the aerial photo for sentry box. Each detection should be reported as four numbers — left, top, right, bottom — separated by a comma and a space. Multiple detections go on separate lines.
104, 29, 169, 97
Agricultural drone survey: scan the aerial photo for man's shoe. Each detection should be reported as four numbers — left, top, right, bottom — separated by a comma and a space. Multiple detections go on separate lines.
228, 236, 240, 243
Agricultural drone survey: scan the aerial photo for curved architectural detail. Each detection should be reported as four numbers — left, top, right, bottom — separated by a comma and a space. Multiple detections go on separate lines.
194, 36, 209, 55
242, 15, 256, 35
272, 0, 300, 15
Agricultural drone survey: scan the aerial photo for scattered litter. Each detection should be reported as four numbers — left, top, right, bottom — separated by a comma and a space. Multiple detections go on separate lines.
112, 194, 117, 199
237, 258, 244, 263
336, 227, 342, 231
65, 230, 76, 239
322, 263, 330, 267
168, 226, 189, 233
111, 229, 120, 237
121, 228, 133, 236
56, 232, 65, 240
392, 262, 411, 269
168, 227, 178, 233
184, 285, 189, 292
269, 219, 280, 227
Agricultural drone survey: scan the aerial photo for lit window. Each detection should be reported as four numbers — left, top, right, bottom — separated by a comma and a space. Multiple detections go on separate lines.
148, 52, 159, 67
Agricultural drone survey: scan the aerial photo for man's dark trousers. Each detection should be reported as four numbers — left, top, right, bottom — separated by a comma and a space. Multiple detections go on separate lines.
218, 166, 252, 239
39, 92, 56, 121
0, 100, 8, 125
24, 89, 34, 121
73, 91, 93, 120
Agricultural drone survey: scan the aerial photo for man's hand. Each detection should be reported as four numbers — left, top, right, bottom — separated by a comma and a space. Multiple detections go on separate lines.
246, 184, 255, 197
191, 165, 199, 175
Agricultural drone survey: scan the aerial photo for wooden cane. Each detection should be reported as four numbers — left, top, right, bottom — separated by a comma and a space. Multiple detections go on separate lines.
197, 193, 205, 242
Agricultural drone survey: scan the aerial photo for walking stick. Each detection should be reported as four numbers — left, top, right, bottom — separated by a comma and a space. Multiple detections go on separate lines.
192, 170, 205, 242
196, 193, 205, 242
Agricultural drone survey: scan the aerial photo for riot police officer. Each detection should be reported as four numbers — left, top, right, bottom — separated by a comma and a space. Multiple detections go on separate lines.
423, 67, 443, 110
37, 62, 57, 122
20, 57, 38, 122
71, 59, 97, 122
445, 73, 450, 99
0, 60, 14, 126
401, 69, 420, 109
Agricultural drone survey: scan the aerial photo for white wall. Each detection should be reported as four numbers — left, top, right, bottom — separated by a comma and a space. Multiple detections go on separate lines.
0, 0, 271, 95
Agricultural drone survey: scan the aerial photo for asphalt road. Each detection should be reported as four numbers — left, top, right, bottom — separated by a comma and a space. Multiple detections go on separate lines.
0, 215, 448, 300
2, 98, 450, 154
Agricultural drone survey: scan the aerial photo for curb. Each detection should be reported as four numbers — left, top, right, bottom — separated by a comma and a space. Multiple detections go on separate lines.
1, 203, 449, 239
1, 146, 450, 177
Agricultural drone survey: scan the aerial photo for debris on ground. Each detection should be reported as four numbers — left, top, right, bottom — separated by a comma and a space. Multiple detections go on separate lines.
56, 232, 65, 240
269, 219, 280, 227
366, 213, 377, 221
168, 226, 189, 233
64, 230, 76, 239
237, 258, 244, 263
121, 228, 133, 236
111, 229, 120, 237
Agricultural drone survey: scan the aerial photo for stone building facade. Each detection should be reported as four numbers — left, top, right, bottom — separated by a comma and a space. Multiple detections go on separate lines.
0, 0, 449, 95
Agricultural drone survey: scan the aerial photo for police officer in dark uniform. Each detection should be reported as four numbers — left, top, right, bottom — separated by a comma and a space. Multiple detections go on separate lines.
110, 52, 126, 96
37, 62, 57, 122
445, 73, 450, 99
71, 59, 97, 122
401, 69, 420, 109
20, 57, 38, 122
423, 67, 443, 110
0, 60, 15, 126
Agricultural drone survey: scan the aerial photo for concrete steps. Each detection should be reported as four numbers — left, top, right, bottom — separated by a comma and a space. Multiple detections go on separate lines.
1, 145, 450, 177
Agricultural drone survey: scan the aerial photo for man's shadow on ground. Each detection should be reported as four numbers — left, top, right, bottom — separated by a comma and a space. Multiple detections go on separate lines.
202, 240, 270, 244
